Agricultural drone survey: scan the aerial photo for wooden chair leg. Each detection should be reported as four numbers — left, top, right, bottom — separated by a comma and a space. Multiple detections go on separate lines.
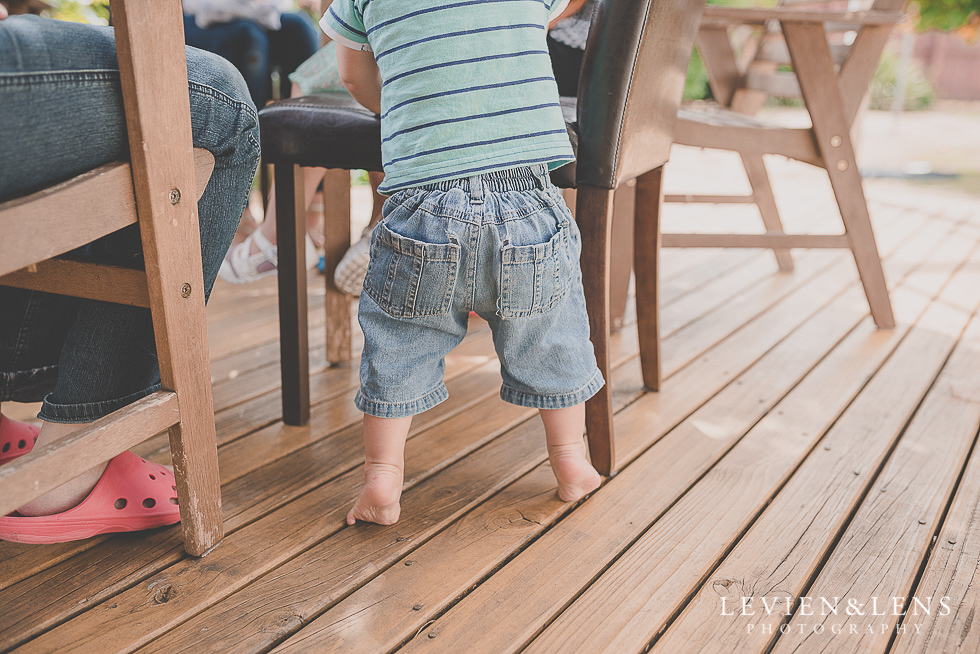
783, 21, 895, 329
275, 163, 311, 425
577, 185, 616, 476
567, 185, 633, 332
740, 153, 794, 272
609, 181, 636, 331
634, 168, 664, 392
321, 169, 353, 365
827, 163, 896, 329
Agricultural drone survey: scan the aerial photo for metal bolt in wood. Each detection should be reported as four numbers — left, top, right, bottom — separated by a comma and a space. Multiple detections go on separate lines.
181, 283, 192, 298
169, 188, 181, 204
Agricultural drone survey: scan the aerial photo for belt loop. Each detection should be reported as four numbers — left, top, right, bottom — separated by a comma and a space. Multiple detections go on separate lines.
468, 175, 484, 205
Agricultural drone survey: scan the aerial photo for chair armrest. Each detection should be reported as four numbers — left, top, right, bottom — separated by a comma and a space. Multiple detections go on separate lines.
700, 6, 904, 28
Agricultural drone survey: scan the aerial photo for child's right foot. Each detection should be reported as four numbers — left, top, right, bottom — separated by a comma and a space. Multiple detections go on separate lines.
548, 442, 602, 502
347, 462, 403, 525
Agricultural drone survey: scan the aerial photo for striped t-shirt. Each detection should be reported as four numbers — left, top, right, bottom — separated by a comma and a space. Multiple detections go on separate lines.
320, 0, 574, 194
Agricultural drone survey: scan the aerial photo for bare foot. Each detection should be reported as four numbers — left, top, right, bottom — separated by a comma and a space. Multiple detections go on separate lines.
347, 462, 403, 525
548, 442, 601, 502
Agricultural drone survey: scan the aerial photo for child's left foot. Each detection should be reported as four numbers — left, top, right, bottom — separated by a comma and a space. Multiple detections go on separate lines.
347, 462, 403, 525
548, 442, 601, 502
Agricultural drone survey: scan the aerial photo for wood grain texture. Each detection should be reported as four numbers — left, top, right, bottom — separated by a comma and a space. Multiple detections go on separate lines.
651, 224, 977, 654
0, 190, 888, 653
893, 298, 980, 654
783, 20, 895, 329
388, 217, 921, 654
6, 171, 972, 654
0, 334, 504, 650
0, 162, 136, 277
321, 168, 353, 364
0, 259, 150, 307
112, 0, 222, 555
770, 257, 980, 653
0, 149, 212, 278
525, 291, 918, 654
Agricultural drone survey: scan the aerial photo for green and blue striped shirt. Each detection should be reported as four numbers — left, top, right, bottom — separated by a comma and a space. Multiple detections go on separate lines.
321, 0, 574, 194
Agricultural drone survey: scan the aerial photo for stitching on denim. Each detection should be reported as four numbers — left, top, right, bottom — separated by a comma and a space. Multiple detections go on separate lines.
356, 384, 448, 415
500, 369, 604, 407
0, 70, 119, 88
188, 80, 259, 127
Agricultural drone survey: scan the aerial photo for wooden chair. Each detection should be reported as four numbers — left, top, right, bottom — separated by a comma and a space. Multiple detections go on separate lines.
258, 0, 705, 475
0, 0, 223, 556
660, 0, 903, 336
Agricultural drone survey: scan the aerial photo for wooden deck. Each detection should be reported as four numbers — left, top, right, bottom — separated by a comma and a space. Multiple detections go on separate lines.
2, 143, 979, 653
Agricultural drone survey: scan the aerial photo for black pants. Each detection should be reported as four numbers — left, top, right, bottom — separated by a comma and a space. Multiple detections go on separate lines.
548, 36, 585, 98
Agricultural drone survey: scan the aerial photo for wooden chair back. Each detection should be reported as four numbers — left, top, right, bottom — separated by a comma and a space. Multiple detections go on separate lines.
0, 0, 223, 556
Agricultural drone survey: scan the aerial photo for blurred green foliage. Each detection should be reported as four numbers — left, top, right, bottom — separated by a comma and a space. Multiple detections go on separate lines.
869, 47, 937, 110
43, 0, 109, 24
913, 0, 980, 36
684, 48, 712, 101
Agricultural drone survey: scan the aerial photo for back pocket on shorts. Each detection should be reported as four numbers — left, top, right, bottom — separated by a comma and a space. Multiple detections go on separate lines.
499, 223, 573, 319
364, 222, 460, 318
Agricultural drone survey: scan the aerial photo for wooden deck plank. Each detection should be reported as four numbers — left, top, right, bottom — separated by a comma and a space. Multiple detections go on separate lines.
18, 241, 805, 653
377, 208, 933, 653
0, 320, 496, 595
0, 352, 535, 650
652, 235, 980, 653
892, 343, 980, 654
2, 170, 968, 654
768, 266, 980, 653
524, 267, 965, 654
264, 282, 886, 653
0, 203, 834, 600
139, 219, 896, 654
1, 186, 920, 654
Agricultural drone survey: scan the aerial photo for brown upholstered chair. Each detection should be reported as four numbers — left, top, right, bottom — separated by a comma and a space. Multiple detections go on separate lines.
258, 0, 706, 475
0, 0, 223, 556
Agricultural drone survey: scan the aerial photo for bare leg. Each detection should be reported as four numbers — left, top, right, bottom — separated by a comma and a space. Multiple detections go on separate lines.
540, 404, 601, 502
347, 414, 413, 525
16, 421, 108, 516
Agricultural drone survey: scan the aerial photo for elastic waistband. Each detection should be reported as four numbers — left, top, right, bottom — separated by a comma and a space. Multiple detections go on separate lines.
417, 164, 551, 200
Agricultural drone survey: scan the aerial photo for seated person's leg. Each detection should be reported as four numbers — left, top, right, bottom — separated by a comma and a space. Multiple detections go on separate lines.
183, 15, 269, 108
265, 12, 321, 101
0, 16, 259, 539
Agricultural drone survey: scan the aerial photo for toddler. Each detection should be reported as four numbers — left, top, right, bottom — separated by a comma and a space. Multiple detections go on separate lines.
322, 0, 604, 525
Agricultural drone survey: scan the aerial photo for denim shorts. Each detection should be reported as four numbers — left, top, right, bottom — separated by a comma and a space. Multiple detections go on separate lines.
355, 164, 605, 418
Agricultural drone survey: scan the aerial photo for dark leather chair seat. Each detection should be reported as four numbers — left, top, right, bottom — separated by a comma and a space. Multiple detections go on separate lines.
259, 93, 579, 188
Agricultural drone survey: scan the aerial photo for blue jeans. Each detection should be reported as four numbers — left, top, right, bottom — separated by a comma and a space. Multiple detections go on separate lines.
183, 12, 320, 107
356, 165, 604, 418
0, 16, 260, 423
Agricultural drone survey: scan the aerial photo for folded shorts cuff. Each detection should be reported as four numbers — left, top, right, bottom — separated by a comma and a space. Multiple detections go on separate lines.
355, 384, 449, 419
38, 383, 161, 424
500, 369, 605, 410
